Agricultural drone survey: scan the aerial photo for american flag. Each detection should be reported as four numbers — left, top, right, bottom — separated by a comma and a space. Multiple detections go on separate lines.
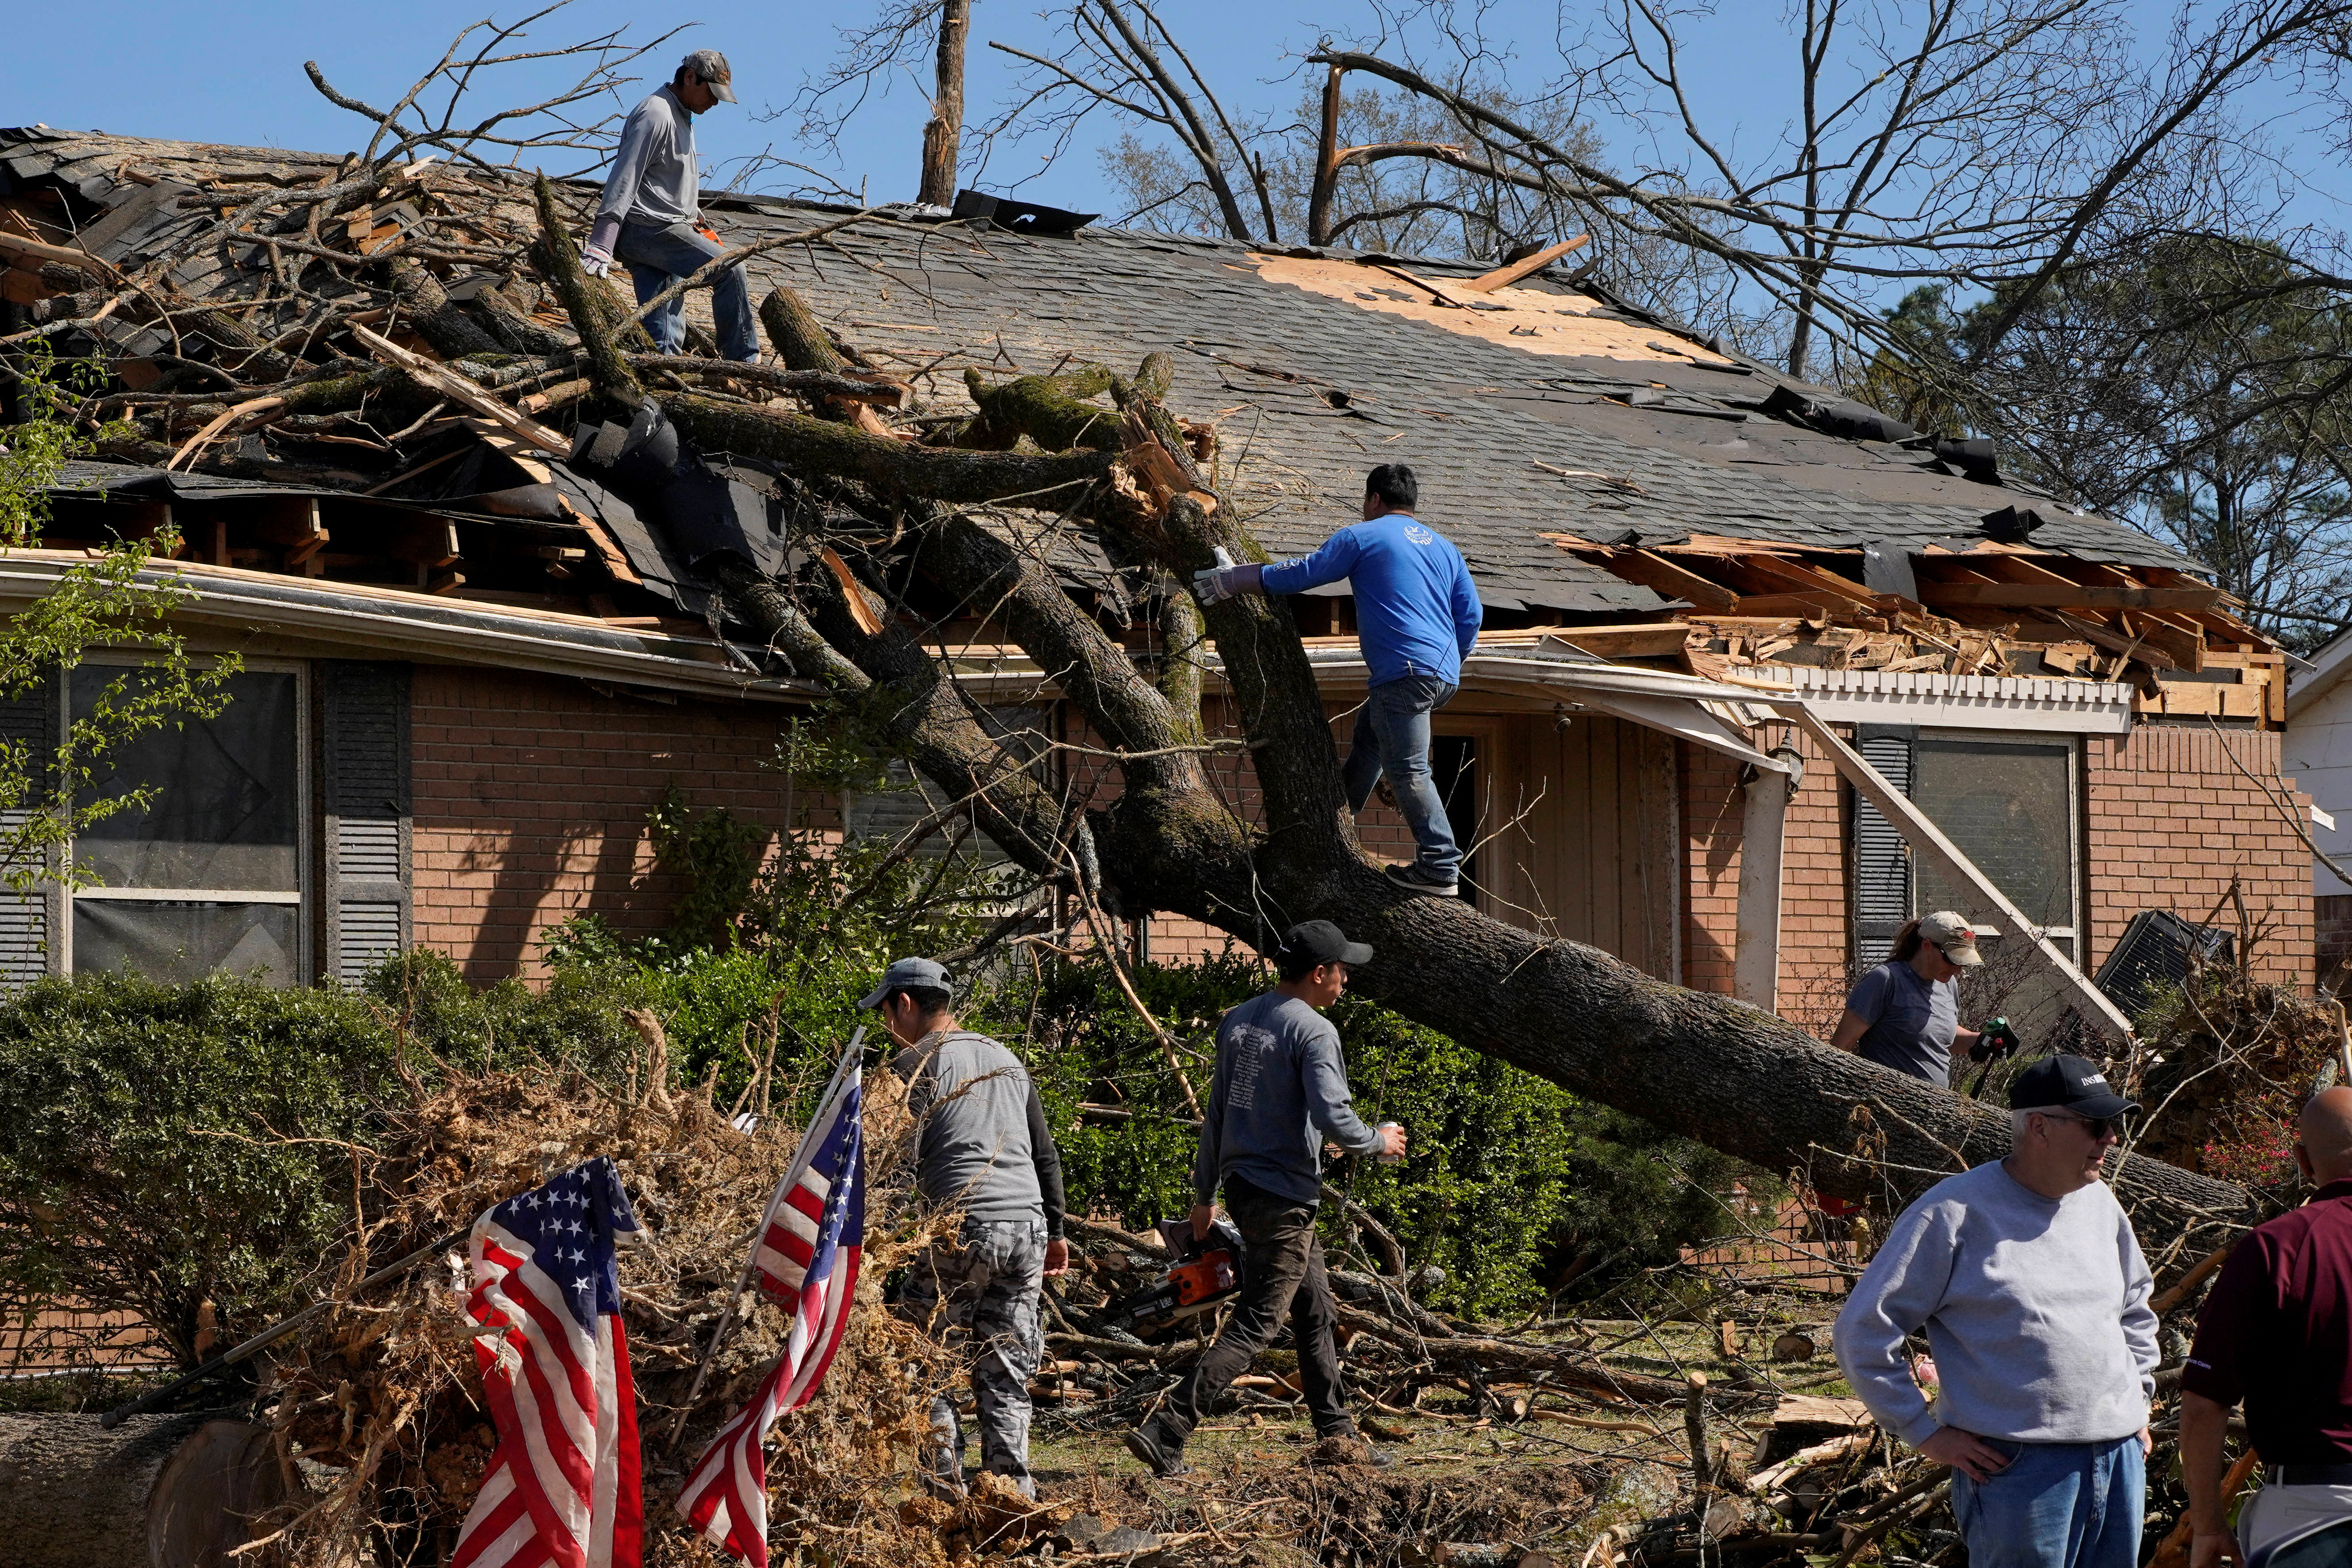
676, 1047, 865, 1567
450, 1156, 643, 1568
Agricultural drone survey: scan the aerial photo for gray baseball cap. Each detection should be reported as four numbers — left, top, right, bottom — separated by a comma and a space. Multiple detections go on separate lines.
681, 48, 736, 103
859, 956, 950, 1009
1919, 910, 1984, 967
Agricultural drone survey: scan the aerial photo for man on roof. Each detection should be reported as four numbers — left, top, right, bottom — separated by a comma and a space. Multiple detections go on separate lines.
580, 49, 758, 364
1192, 463, 1484, 898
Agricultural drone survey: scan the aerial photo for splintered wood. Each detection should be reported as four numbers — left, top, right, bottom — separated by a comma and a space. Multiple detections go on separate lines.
1541, 532, 2276, 722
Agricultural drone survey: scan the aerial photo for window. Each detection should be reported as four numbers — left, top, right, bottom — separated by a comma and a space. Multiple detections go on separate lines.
1911, 734, 2081, 961
66, 662, 307, 985
844, 705, 1051, 865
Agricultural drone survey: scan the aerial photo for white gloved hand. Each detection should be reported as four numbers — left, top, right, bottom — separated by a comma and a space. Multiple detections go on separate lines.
581, 244, 615, 278
1191, 562, 1262, 605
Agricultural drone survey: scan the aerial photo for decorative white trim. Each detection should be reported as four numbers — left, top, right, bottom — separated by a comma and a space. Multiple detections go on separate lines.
1726, 666, 2133, 734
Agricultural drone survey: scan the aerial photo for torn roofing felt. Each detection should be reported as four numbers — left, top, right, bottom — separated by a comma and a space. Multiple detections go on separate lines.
2, 123, 2208, 628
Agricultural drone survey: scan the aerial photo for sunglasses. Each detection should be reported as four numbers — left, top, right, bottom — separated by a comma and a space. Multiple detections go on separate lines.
2038, 1111, 2122, 1139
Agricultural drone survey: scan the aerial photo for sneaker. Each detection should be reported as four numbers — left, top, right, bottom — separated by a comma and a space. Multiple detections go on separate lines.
1124, 1425, 1191, 1478
1384, 862, 1459, 899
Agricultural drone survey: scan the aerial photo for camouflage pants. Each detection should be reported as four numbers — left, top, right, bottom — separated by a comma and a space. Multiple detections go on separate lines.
895, 1218, 1047, 1497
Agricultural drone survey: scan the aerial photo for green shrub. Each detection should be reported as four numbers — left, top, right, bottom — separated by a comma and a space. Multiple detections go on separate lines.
0, 971, 402, 1364
0, 955, 659, 1367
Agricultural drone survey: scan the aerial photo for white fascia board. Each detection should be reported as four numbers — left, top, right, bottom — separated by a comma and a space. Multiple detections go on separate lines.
1725, 665, 2133, 734
2289, 625, 2352, 718
0, 556, 821, 704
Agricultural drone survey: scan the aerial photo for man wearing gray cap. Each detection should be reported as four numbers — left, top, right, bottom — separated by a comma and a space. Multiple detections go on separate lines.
582, 49, 757, 362
867, 957, 1067, 1501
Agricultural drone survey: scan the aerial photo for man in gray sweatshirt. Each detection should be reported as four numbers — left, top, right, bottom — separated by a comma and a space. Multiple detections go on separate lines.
580, 49, 757, 361
1124, 921, 1407, 1477
1833, 1055, 2158, 1568
870, 957, 1067, 1500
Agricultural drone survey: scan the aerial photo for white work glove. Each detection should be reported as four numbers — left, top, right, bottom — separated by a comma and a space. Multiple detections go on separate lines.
1191, 562, 1263, 605
581, 244, 615, 278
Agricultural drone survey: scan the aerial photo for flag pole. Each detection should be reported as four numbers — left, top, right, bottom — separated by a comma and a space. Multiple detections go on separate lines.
661, 1027, 863, 1456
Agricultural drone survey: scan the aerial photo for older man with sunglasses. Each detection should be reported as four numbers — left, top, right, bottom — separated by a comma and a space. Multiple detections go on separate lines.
1834, 1055, 2159, 1568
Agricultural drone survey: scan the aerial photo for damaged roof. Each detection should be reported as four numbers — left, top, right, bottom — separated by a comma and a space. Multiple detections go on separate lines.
0, 123, 2227, 654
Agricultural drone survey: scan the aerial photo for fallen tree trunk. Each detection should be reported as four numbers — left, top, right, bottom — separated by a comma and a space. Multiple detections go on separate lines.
532, 206, 2261, 1270
0, 1414, 287, 1568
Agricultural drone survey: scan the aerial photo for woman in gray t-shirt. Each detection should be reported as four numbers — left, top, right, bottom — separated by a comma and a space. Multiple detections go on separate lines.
1828, 911, 1991, 1088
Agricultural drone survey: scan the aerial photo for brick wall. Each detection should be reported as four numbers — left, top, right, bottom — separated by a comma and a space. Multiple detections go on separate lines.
1675, 719, 2315, 1021
2083, 724, 2311, 984
1680, 724, 1851, 1029
411, 665, 830, 980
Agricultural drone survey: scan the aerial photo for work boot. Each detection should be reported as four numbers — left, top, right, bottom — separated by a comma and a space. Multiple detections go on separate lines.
1124, 1422, 1191, 1478
1384, 862, 1459, 899
1315, 1427, 1392, 1468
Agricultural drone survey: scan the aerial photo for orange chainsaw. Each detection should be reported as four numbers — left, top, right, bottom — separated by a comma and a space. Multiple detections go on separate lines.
1093, 1217, 1245, 1341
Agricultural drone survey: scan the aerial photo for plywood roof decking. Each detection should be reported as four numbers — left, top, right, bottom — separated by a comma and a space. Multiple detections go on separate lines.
1244, 252, 1738, 365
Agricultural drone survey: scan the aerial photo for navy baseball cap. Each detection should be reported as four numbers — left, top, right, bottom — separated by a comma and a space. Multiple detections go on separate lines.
1275, 920, 1372, 968
2010, 1053, 2139, 1119
859, 956, 950, 1009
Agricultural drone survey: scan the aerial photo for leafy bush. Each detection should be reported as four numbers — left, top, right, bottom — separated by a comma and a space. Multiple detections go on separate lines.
0, 955, 654, 1367
0, 971, 401, 1364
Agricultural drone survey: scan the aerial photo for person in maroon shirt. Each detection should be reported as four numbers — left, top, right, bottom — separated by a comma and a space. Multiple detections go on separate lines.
2182, 1087, 2352, 1568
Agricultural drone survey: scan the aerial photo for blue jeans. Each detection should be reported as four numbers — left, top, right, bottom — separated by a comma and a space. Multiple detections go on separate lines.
614, 219, 758, 360
1342, 673, 1460, 882
1951, 1436, 2144, 1568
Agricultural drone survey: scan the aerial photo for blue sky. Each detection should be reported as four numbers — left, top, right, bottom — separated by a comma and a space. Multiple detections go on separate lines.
0, 1, 1872, 207
7, 2, 2345, 307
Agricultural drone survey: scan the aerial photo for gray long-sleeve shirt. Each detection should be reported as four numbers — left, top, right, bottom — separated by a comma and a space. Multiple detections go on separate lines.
1833, 1160, 2158, 1448
892, 1029, 1065, 1237
1192, 990, 1382, 1209
593, 86, 700, 244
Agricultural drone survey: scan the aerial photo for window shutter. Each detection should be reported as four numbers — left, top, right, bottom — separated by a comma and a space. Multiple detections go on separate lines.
1851, 723, 1916, 967
321, 662, 410, 986
0, 675, 55, 986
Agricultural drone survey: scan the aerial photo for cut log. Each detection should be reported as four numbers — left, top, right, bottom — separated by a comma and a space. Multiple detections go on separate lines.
1771, 1394, 1872, 1431
0, 1414, 287, 1568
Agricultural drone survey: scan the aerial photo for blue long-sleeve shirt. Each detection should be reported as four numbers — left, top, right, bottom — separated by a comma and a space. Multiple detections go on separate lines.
1191, 991, 1383, 1208
1259, 512, 1482, 686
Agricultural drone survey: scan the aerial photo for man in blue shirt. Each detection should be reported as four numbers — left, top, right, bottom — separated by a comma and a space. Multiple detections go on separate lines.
1193, 465, 1483, 896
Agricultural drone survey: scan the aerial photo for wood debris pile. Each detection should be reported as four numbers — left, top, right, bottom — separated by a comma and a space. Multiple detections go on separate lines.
1538, 533, 2284, 722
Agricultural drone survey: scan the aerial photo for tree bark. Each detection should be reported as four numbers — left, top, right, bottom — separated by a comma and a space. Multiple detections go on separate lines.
661, 394, 1115, 504
384, 257, 503, 361
0, 1414, 286, 1568
759, 285, 847, 374
1308, 62, 1344, 247
919, 0, 971, 207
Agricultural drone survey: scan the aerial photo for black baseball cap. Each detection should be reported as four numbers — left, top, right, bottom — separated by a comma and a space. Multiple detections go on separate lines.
2010, 1053, 2140, 1119
1275, 920, 1372, 968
